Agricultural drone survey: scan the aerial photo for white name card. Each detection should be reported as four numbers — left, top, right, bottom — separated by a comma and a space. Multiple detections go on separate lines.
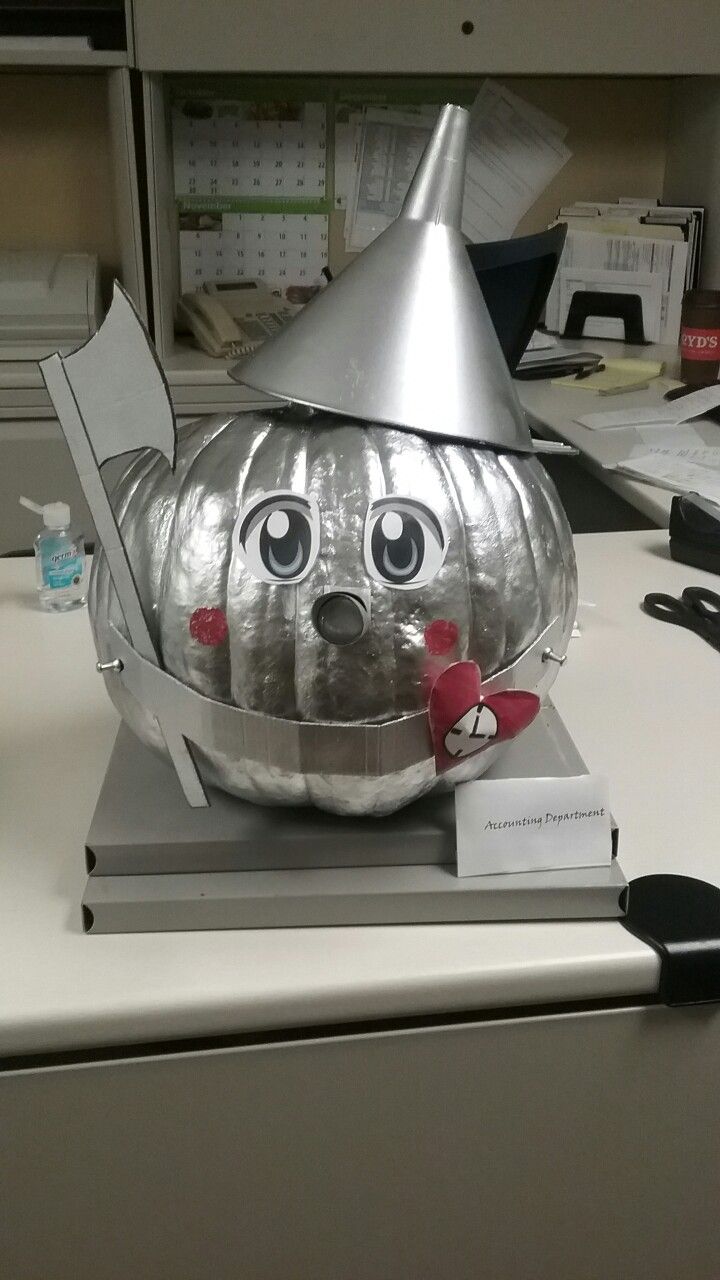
455, 774, 612, 878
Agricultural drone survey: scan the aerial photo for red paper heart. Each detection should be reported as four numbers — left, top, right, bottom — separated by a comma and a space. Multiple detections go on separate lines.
484, 689, 540, 742
428, 661, 540, 774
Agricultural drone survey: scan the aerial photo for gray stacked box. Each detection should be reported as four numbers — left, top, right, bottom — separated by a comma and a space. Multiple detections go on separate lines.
83, 704, 625, 933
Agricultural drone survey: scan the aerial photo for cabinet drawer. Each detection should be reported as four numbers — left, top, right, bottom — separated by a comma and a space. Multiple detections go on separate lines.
133, 0, 720, 74
4, 1005, 720, 1278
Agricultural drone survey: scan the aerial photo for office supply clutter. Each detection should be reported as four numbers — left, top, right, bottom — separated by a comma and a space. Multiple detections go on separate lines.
669, 494, 720, 577
577, 381, 720, 430
515, 349, 602, 381
642, 585, 720, 653
171, 79, 571, 337
545, 198, 703, 345
570, 381, 720, 504
343, 80, 571, 253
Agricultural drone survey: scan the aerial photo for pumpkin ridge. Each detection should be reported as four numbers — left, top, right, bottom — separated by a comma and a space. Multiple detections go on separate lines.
370, 425, 403, 719
523, 456, 568, 629
495, 452, 544, 663
529, 457, 577, 641
157, 416, 272, 697
227, 419, 308, 719
90, 446, 160, 657
219, 417, 277, 709
434, 445, 472, 665
503, 453, 555, 628
467, 446, 508, 672
140, 415, 233, 665
156, 414, 244, 623
292, 427, 310, 727
103, 448, 159, 637
294, 429, 311, 807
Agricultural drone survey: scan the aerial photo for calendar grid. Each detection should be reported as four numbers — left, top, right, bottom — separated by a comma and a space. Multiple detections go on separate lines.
179, 212, 329, 294
172, 94, 330, 296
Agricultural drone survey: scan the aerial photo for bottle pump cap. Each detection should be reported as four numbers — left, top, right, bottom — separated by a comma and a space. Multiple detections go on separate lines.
19, 496, 71, 529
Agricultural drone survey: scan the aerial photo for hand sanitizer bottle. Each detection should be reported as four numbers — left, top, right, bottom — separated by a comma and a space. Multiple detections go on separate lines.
19, 496, 87, 612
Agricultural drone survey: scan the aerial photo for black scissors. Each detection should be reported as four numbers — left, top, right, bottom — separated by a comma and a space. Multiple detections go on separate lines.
643, 586, 720, 652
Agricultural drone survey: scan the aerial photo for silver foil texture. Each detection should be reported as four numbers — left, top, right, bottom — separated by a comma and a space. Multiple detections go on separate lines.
90, 409, 578, 814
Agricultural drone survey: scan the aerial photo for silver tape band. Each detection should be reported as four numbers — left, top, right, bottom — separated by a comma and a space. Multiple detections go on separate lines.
106, 616, 563, 778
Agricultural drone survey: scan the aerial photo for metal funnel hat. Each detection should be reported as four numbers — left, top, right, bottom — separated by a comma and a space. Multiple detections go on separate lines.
231, 104, 534, 453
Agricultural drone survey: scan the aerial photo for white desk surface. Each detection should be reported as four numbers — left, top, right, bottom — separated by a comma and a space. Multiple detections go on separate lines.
1, 530, 717, 1057
518, 340, 720, 527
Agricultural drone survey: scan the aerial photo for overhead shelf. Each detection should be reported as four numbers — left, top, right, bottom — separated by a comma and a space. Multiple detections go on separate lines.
0, 43, 128, 66
0, 0, 129, 66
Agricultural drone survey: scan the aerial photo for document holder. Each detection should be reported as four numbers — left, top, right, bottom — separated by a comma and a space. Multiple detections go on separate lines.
563, 290, 646, 344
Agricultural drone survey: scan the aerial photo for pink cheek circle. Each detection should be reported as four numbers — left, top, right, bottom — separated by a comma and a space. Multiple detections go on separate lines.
424, 618, 459, 657
189, 607, 229, 647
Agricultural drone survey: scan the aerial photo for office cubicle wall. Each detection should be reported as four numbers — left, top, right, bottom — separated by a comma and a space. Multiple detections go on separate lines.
3, 3, 720, 543
0, 66, 146, 417
0, 73, 122, 294
127, 0, 720, 413
0, 65, 146, 552
144, 71, 679, 412
665, 79, 720, 292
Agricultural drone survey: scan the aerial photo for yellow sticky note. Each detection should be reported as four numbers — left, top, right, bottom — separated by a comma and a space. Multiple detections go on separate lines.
552, 358, 665, 394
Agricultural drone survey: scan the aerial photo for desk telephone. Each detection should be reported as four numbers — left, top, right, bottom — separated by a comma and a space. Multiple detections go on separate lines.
178, 280, 296, 359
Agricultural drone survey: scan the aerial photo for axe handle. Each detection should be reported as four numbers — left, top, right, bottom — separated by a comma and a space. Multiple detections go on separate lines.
41, 354, 209, 809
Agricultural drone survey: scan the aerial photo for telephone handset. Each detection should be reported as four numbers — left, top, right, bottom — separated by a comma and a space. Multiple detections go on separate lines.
178, 280, 296, 359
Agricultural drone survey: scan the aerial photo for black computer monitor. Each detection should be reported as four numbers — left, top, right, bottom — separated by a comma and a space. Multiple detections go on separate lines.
466, 224, 567, 372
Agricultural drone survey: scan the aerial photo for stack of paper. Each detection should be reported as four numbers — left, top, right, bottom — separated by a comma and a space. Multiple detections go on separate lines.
614, 453, 720, 505
628, 430, 720, 466
545, 198, 702, 346
559, 199, 703, 286
461, 81, 571, 243
573, 382, 720, 504
576, 382, 720, 431
341, 81, 571, 255
342, 105, 439, 251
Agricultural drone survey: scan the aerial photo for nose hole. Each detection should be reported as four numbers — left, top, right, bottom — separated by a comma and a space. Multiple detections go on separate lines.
312, 592, 369, 646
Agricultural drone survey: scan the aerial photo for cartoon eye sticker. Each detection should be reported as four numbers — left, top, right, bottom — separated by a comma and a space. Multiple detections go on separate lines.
235, 491, 320, 584
363, 496, 448, 590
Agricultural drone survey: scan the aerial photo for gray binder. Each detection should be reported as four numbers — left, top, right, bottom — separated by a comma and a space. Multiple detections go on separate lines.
83, 860, 627, 933
82, 704, 625, 933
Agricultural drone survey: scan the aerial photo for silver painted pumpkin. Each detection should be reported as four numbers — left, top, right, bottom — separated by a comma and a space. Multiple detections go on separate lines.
90, 409, 577, 815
